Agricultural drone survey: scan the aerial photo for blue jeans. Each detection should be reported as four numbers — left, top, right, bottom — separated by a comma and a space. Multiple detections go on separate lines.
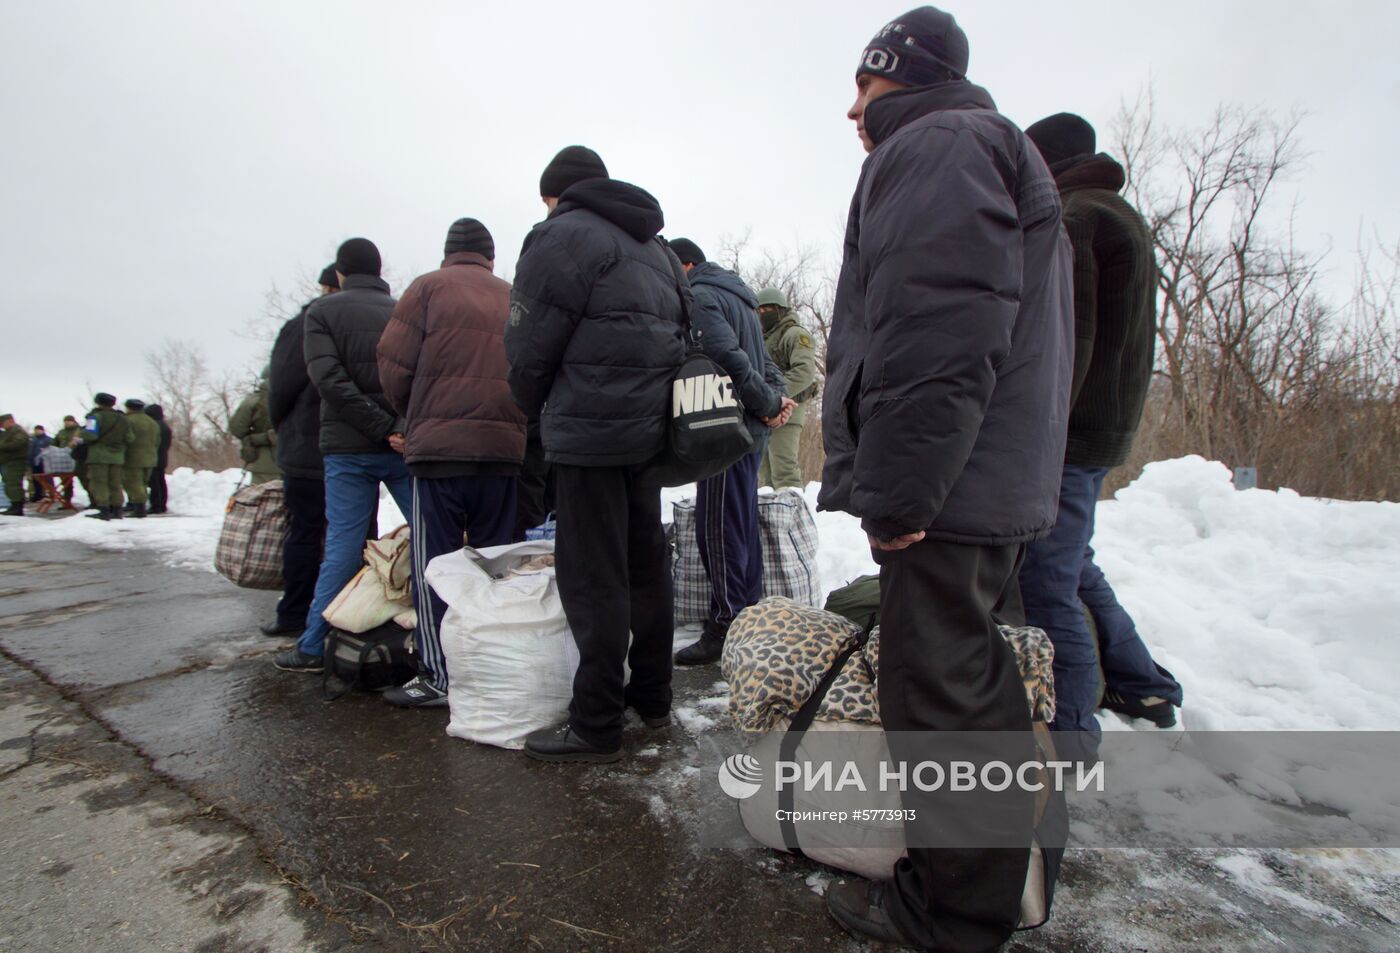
1019, 465, 1183, 751
296, 453, 412, 657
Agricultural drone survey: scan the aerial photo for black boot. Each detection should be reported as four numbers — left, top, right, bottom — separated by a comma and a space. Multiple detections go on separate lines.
87, 506, 111, 520
111, 504, 123, 520
2, 503, 22, 517
826, 880, 916, 947
675, 621, 727, 666
131, 503, 147, 519
523, 722, 622, 764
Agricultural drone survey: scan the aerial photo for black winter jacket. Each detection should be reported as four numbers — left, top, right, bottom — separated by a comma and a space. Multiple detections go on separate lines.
819, 82, 1074, 545
303, 275, 403, 456
269, 306, 323, 478
1054, 154, 1157, 468
144, 406, 173, 470
506, 179, 687, 467
686, 262, 786, 455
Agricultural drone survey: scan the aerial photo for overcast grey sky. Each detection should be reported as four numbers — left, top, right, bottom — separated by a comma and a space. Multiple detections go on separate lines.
3, 1, 1397, 429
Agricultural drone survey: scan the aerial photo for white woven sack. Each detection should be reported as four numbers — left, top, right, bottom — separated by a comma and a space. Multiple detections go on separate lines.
426, 540, 577, 750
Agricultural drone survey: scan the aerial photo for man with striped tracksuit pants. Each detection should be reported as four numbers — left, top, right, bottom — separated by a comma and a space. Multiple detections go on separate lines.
376, 218, 527, 707
667, 239, 794, 666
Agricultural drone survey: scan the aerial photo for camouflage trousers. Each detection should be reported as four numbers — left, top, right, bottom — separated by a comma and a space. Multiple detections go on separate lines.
88, 463, 125, 509
123, 466, 153, 505
758, 409, 806, 490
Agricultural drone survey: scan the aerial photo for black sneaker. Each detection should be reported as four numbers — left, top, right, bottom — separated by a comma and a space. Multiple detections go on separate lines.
1102, 689, 1177, 728
273, 648, 323, 673
523, 722, 622, 764
383, 676, 448, 708
675, 634, 724, 666
826, 879, 916, 947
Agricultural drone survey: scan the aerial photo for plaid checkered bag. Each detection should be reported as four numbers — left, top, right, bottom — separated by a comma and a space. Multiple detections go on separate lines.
670, 501, 710, 624
671, 489, 822, 624
214, 477, 287, 590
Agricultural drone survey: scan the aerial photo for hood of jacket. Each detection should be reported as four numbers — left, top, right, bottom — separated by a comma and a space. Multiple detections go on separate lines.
144, 405, 164, 421
688, 261, 758, 309
555, 179, 665, 242
865, 80, 998, 148
1050, 152, 1126, 193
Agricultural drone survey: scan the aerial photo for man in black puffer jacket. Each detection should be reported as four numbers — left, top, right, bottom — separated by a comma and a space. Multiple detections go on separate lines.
275, 240, 412, 674
262, 264, 338, 638
819, 8, 1073, 952
1020, 113, 1183, 743
506, 145, 687, 763
667, 239, 792, 666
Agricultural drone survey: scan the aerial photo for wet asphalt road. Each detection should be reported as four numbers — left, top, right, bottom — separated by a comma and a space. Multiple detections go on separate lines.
0, 537, 1394, 952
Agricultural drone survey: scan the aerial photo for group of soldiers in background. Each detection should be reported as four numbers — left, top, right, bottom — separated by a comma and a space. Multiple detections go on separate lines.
0, 396, 172, 519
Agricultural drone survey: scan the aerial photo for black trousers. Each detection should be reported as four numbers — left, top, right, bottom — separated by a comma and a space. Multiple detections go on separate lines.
276, 475, 327, 627
554, 464, 673, 750
877, 538, 1034, 953
147, 468, 168, 513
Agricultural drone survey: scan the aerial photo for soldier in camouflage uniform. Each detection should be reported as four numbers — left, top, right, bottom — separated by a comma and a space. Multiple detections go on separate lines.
121, 398, 161, 518
0, 414, 29, 516
227, 372, 279, 485
756, 288, 819, 489
80, 393, 133, 521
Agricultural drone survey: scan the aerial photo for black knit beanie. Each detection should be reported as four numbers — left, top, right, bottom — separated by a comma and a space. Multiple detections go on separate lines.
335, 237, 382, 277
539, 146, 608, 198
444, 218, 495, 259
318, 264, 340, 289
857, 6, 969, 86
1025, 113, 1097, 167
668, 238, 706, 266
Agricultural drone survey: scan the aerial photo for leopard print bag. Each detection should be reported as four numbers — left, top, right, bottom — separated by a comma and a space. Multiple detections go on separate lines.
723, 597, 1055, 743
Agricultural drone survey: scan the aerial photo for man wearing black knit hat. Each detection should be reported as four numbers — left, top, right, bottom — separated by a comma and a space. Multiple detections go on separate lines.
1019, 112, 1183, 741
376, 219, 526, 707
262, 261, 341, 638
820, 7, 1072, 949
274, 238, 413, 674
506, 146, 686, 763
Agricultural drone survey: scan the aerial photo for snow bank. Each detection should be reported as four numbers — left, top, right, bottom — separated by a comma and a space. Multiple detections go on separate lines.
5, 456, 1397, 736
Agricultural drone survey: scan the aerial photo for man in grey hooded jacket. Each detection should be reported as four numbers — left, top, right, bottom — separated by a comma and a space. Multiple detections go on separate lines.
668, 238, 793, 666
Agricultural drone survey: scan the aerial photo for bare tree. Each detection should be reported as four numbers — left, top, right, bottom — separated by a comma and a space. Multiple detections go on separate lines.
143, 339, 240, 471
1110, 94, 1399, 500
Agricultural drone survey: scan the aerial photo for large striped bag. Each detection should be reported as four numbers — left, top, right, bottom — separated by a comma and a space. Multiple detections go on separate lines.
670, 488, 821, 624
214, 478, 287, 590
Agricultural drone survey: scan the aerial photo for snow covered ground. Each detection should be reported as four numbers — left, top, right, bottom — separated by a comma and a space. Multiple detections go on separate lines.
5, 455, 1398, 734
4, 455, 1398, 946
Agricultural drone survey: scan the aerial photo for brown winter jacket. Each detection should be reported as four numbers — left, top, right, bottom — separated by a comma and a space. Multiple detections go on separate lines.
377, 252, 526, 470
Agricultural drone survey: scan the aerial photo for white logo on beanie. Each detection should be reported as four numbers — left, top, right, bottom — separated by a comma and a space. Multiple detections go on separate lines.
863, 48, 900, 73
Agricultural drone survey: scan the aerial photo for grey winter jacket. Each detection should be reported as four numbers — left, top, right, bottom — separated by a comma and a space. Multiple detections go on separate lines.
818, 81, 1074, 545
686, 262, 786, 456
506, 179, 687, 467
303, 275, 403, 456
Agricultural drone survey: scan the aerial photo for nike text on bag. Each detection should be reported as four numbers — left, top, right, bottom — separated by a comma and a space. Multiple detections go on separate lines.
648, 348, 753, 488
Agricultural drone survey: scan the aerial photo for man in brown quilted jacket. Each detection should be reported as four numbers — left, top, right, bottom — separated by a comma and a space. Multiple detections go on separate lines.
377, 218, 527, 707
